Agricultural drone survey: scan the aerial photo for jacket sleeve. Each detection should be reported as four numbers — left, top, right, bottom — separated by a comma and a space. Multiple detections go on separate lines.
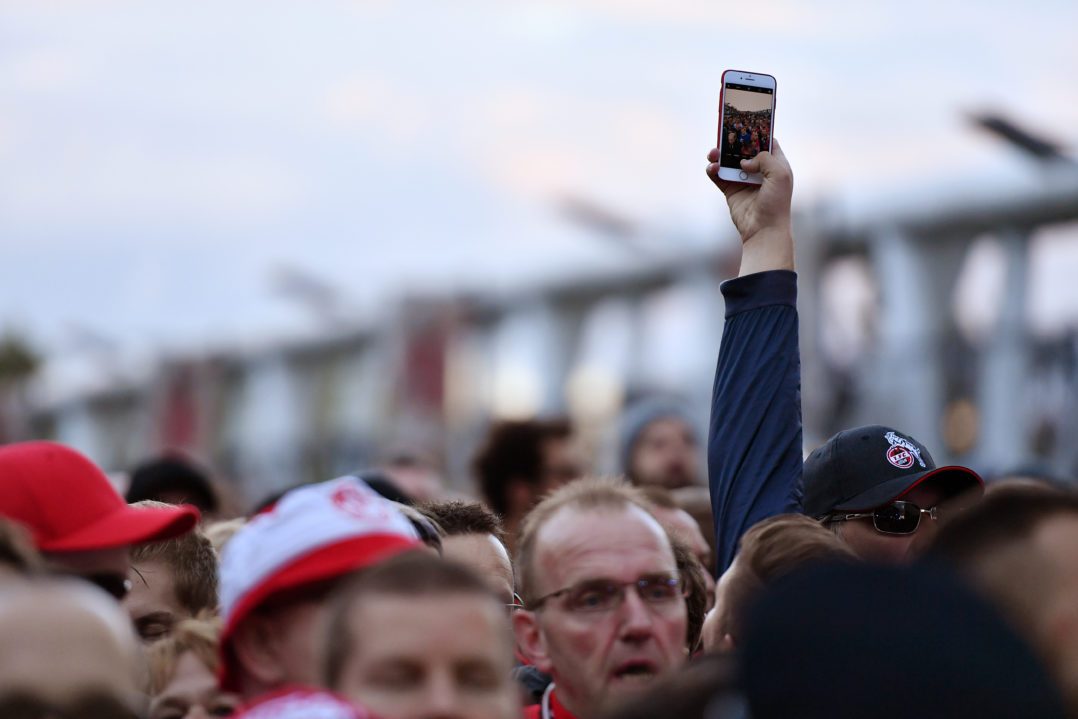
709, 269, 803, 575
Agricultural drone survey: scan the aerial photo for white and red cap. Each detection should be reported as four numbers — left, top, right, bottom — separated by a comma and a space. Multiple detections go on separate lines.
218, 476, 421, 689
232, 686, 376, 719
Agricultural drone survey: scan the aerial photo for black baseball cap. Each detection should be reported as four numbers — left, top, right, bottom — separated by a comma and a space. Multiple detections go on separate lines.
802, 425, 983, 519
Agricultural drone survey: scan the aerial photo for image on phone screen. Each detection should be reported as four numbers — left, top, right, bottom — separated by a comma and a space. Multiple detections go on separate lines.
720, 83, 774, 170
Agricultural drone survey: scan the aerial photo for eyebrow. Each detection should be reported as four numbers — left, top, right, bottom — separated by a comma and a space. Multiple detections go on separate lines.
137, 611, 175, 626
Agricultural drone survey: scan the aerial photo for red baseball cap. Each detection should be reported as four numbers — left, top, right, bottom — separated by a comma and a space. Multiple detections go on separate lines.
0, 441, 199, 552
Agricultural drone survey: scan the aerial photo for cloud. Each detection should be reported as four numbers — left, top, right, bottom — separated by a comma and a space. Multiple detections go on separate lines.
470, 88, 684, 211
1, 142, 302, 231
1, 47, 88, 94
322, 73, 428, 147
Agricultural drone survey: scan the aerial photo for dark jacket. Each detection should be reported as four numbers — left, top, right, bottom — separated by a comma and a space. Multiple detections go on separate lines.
709, 270, 803, 575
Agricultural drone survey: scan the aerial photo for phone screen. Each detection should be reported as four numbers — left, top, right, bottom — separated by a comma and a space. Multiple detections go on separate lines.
720, 83, 774, 170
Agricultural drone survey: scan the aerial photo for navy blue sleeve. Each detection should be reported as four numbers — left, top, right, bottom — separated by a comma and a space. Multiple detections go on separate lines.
709, 269, 803, 575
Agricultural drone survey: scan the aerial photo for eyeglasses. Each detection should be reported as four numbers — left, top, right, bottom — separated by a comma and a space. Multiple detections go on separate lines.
85, 573, 133, 600
530, 573, 684, 614
506, 593, 525, 614
827, 500, 938, 535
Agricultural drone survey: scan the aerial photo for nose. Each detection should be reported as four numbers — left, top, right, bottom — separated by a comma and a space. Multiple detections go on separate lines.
183, 707, 210, 719
617, 586, 656, 640
419, 669, 464, 719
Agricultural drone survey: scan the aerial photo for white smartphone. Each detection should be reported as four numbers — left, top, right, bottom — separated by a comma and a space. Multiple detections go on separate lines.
717, 70, 776, 185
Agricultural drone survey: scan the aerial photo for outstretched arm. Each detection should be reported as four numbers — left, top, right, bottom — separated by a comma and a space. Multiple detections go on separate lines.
705, 142, 804, 574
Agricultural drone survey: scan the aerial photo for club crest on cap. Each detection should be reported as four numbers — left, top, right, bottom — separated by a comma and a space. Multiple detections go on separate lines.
332, 482, 390, 521
884, 431, 925, 469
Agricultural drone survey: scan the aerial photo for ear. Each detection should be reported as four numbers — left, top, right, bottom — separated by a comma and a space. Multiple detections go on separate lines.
513, 610, 554, 675
231, 615, 288, 689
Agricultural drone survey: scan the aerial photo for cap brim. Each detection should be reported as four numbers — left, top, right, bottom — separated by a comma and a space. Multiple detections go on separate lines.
38, 503, 200, 552
832, 466, 984, 513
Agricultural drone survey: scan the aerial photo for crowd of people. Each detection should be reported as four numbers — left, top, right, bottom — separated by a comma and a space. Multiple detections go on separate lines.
720, 106, 771, 163
1, 140, 1076, 719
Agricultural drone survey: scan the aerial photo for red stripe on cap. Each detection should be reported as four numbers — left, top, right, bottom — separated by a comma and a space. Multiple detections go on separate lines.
218, 532, 421, 692
892, 466, 984, 503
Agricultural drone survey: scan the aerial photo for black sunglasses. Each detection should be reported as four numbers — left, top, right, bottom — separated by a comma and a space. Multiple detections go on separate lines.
84, 572, 133, 600
827, 500, 938, 535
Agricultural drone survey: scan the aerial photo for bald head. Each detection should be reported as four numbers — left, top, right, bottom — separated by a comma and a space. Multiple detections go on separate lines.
0, 578, 140, 706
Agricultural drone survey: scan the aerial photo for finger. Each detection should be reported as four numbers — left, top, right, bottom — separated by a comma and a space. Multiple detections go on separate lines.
706, 161, 722, 186
745, 146, 789, 184
705, 162, 734, 194
707, 147, 720, 163
740, 155, 761, 174
756, 139, 793, 183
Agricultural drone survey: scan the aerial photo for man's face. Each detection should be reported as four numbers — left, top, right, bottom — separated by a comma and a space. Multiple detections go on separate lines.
517, 505, 687, 718
336, 593, 519, 719
538, 438, 582, 497
832, 483, 946, 563
704, 556, 743, 652
629, 418, 699, 489
233, 588, 331, 698
262, 596, 327, 688
649, 506, 715, 609
1030, 515, 1078, 711
123, 559, 188, 642
149, 650, 240, 719
441, 534, 515, 606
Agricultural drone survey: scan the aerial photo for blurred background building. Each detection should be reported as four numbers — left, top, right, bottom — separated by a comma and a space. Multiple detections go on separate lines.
1, 1, 1076, 502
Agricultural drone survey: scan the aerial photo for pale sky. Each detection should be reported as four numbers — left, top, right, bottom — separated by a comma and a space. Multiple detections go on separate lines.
1, 0, 1077, 369
724, 88, 773, 114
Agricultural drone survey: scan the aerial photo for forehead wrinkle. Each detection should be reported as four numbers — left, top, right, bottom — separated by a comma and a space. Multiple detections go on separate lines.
534, 505, 676, 593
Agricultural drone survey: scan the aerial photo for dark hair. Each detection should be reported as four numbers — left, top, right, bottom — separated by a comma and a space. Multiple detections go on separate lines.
354, 469, 415, 505
926, 484, 1078, 636
126, 454, 219, 514
418, 500, 508, 547
473, 418, 572, 515
0, 692, 142, 719
321, 553, 503, 688
671, 537, 707, 653
928, 484, 1078, 566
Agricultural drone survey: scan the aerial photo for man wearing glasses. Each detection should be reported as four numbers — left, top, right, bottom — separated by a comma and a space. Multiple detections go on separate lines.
0, 441, 200, 601
704, 143, 982, 572
513, 477, 688, 719
804, 424, 982, 562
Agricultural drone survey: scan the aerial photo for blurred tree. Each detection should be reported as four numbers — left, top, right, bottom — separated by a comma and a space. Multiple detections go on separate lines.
0, 332, 42, 442
0, 333, 40, 382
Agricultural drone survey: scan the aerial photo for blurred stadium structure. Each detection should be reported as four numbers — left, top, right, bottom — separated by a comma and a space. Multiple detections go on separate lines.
2, 120, 1077, 501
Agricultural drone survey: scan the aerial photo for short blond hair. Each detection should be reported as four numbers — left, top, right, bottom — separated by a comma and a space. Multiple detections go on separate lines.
515, 476, 658, 605
144, 615, 222, 695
